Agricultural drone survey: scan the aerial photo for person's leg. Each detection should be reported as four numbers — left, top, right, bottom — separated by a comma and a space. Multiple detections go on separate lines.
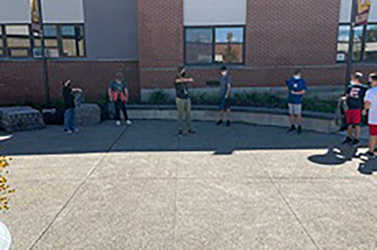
114, 100, 121, 122
176, 98, 184, 133
185, 99, 193, 132
120, 101, 130, 123
369, 136, 377, 154
64, 109, 70, 131
288, 104, 296, 132
69, 108, 75, 131
355, 125, 361, 140
218, 98, 225, 125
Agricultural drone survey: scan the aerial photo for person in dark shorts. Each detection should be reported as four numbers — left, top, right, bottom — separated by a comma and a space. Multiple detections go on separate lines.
343, 72, 368, 145
62, 79, 82, 134
175, 67, 195, 137
108, 72, 132, 126
217, 66, 232, 127
363, 74, 377, 157
286, 69, 307, 134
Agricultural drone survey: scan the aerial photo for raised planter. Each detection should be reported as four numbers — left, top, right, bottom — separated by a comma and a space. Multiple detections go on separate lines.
127, 105, 339, 134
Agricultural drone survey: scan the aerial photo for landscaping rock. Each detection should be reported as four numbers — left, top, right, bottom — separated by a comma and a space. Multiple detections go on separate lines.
75, 103, 101, 126
0, 106, 45, 133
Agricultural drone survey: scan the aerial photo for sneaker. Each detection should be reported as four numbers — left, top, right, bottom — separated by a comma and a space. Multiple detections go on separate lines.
64, 130, 73, 134
287, 126, 296, 133
178, 130, 183, 137
217, 120, 223, 126
116, 121, 121, 126
366, 151, 375, 158
297, 126, 302, 134
342, 137, 353, 144
188, 129, 196, 134
126, 120, 132, 125
226, 121, 231, 127
352, 139, 360, 145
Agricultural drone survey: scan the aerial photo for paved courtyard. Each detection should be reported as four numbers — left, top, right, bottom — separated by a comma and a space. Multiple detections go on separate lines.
0, 120, 377, 250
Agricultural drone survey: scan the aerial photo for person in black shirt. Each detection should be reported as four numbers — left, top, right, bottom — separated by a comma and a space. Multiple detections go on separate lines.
175, 67, 195, 137
343, 72, 368, 145
62, 79, 82, 134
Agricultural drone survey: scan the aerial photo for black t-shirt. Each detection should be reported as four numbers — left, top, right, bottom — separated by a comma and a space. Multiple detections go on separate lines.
63, 86, 75, 110
175, 77, 190, 99
346, 84, 368, 110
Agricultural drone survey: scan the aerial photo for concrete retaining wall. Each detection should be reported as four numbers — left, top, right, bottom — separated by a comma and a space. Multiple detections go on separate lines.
127, 105, 339, 134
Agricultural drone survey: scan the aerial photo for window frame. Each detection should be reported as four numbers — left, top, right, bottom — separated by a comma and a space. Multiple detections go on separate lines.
337, 22, 377, 64
0, 23, 86, 60
184, 25, 246, 66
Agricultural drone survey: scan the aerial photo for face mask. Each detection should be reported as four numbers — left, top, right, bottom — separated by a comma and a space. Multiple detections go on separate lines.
221, 71, 227, 76
293, 76, 300, 80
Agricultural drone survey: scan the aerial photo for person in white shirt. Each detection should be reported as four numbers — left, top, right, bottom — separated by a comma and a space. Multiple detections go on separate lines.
363, 74, 377, 157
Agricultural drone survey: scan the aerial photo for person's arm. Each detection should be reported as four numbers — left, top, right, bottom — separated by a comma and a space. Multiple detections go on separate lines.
225, 83, 231, 99
124, 86, 129, 102
363, 101, 371, 116
292, 90, 306, 95
108, 87, 113, 102
72, 88, 82, 92
175, 77, 194, 84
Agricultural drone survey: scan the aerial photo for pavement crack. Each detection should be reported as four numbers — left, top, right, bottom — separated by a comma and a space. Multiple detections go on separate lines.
28, 127, 129, 250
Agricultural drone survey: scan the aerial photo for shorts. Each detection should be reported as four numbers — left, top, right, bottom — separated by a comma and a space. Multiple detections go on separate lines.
288, 104, 302, 115
220, 97, 232, 111
346, 110, 361, 125
369, 124, 377, 136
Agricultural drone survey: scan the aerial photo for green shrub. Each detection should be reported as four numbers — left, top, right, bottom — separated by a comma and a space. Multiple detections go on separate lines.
148, 90, 170, 104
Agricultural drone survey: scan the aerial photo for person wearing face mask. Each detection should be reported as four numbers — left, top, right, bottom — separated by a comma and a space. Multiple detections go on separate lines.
175, 67, 195, 137
286, 69, 307, 134
62, 79, 82, 134
217, 66, 232, 127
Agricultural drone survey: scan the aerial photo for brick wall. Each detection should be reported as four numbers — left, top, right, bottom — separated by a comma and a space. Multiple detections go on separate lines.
0, 61, 140, 106
138, 0, 377, 90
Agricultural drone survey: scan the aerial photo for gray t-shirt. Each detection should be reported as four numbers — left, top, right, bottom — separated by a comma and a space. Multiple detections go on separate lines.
219, 74, 232, 98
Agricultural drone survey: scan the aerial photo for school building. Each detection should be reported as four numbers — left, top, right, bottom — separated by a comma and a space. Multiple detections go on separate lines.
0, 0, 376, 105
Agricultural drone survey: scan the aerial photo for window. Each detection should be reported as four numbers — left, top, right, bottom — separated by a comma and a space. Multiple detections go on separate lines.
185, 26, 245, 65
337, 23, 377, 63
0, 23, 86, 59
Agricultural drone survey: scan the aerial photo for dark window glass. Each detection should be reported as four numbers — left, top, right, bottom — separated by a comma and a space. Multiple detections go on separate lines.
185, 28, 213, 64
364, 24, 377, 62
337, 25, 364, 62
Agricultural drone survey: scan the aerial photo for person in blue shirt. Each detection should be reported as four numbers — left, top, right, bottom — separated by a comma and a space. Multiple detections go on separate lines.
286, 69, 307, 134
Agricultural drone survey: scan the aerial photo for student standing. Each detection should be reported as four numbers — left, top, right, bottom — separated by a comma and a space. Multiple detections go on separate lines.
363, 74, 377, 157
217, 66, 232, 127
343, 72, 368, 145
175, 67, 195, 137
109, 72, 132, 126
62, 79, 82, 134
286, 69, 307, 134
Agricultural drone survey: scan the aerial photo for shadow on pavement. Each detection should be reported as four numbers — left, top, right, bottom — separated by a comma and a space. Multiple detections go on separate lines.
308, 144, 357, 166
357, 156, 377, 175
0, 120, 346, 156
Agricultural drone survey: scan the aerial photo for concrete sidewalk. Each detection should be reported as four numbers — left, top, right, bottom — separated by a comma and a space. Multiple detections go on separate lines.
0, 121, 377, 250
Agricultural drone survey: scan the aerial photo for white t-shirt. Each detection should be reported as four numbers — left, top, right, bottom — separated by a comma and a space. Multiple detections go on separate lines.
364, 87, 377, 125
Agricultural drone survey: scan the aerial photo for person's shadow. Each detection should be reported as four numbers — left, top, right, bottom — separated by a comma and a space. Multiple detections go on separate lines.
357, 154, 377, 175
308, 144, 357, 166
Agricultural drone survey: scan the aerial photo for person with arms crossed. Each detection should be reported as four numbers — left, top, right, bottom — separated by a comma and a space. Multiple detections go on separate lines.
286, 69, 307, 134
362, 73, 377, 157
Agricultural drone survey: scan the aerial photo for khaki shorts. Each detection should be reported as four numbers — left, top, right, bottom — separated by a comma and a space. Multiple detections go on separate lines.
288, 104, 302, 115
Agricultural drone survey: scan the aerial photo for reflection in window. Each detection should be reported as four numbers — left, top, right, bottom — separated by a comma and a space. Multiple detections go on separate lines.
365, 25, 377, 62
185, 28, 213, 64
337, 23, 377, 63
185, 26, 245, 65
62, 39, 77, 57
9, 49, 29, 57
6, 25, 29, 35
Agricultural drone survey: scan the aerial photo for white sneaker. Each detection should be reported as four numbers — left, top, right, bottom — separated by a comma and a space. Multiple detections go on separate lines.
64, 130, 73, 134
116, 121, 121, 126
126, 120, 132, 125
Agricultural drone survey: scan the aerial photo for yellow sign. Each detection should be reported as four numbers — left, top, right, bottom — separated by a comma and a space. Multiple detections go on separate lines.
31, 0, 41, 34
356, 0, 372, 26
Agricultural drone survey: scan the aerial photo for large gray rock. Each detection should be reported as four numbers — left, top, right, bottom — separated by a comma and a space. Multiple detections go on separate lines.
0, 106, 45, 133
75, 103, 101, 126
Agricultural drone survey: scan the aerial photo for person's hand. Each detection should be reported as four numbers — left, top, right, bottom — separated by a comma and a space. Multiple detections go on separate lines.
362, 109, 367, 116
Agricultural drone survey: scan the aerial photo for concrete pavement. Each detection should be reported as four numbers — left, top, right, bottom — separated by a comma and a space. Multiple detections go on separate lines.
0, 120, 377, 250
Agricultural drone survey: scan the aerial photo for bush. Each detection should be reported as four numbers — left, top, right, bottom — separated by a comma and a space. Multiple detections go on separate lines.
148, 90, 170, 104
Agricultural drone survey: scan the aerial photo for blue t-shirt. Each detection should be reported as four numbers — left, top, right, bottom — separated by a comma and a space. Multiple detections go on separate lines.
286, 77, 307, 104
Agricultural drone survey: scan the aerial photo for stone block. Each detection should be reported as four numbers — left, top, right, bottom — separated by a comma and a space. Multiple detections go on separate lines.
75, 104, 101, 126
0, 106, 45, 133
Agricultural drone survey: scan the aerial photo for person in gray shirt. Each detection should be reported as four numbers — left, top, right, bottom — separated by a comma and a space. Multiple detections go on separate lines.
217, 66, 232, 126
